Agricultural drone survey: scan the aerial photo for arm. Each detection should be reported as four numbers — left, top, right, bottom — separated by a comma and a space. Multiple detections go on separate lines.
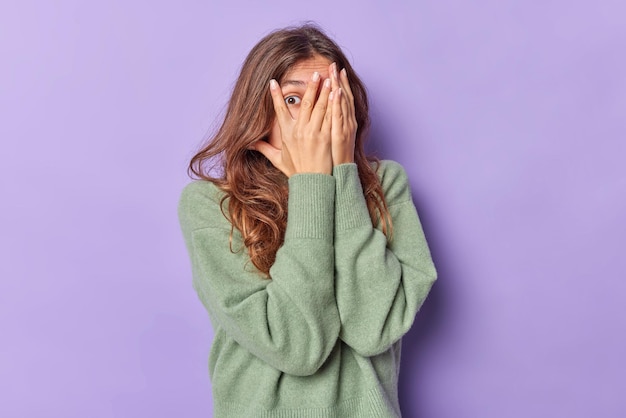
333, 161, 437, 357
178, 175, 340, 376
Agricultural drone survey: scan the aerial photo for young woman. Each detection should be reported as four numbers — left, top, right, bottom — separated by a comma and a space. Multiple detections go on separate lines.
178, 24, 437, 417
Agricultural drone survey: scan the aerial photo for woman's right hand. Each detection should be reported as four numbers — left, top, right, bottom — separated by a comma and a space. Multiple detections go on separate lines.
252, 72, 333, 177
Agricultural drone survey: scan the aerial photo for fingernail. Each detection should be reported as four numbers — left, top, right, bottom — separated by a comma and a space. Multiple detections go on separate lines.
323, 78, 331, 88
312, 72, 320, 81
329, 90, 335, 101
269, 79, 278, 90
341, 68, 347, 77
333, 63, 338, 78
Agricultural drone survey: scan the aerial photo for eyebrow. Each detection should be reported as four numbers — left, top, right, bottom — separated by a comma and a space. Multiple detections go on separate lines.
281, 79, 307, 88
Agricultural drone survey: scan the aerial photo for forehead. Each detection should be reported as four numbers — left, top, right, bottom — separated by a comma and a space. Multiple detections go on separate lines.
283, 55, 332, 80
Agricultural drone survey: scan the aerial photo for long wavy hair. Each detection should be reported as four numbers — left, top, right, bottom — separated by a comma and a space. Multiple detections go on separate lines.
189, 24, 392, 277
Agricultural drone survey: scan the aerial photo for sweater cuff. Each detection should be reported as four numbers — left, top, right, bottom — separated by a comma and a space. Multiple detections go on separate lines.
333, 163, 372, 232
285, 173, 335, 240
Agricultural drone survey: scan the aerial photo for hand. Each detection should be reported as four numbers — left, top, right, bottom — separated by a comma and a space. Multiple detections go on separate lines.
329, 63, 357, 165
252, 72, 333, 177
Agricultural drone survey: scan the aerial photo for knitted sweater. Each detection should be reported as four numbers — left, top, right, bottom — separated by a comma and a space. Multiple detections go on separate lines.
178, 161, 437, 417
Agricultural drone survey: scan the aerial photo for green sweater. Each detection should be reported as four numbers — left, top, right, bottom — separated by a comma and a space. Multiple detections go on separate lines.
178, 161, 437, 417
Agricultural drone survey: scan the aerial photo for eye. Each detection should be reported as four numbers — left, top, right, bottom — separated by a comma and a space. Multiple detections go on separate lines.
284, 95, 301, 106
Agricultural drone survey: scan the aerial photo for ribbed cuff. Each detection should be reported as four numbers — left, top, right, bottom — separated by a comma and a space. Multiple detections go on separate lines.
333, 164, 371, 232
285, 173, 335, 240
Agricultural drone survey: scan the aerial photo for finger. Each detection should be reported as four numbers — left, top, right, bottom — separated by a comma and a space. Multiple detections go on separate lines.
250, 140, 282, 170
297, 71, 321, 124
330, 62, 340, 92
310, 77, 332, 130
339, 86, 350, 131
331, 88, 344, 138
339, 68, 356, 120
269, 79, 292, 125
321, 83, 333, 134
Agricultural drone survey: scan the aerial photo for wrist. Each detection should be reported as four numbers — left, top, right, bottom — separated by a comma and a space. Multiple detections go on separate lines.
333, 156, 355, 166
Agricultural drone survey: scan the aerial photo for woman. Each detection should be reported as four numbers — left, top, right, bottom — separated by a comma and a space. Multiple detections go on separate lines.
178, 24, 437, 417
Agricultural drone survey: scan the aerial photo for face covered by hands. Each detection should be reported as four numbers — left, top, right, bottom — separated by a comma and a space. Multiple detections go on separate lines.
251, 55, 358, 178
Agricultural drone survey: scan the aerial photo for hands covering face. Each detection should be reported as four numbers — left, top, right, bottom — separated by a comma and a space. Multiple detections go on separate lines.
251, 62, 358, 178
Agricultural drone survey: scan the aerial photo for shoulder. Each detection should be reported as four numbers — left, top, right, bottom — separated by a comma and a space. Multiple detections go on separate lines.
373, 160, 413, 206
179, 180, 224, 206
178, 180, 229, 233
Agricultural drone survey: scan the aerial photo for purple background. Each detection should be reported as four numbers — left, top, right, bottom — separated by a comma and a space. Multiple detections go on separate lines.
1, 1, 625, 417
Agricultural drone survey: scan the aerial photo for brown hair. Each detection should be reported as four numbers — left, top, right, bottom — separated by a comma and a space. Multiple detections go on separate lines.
189, 23, 391, 277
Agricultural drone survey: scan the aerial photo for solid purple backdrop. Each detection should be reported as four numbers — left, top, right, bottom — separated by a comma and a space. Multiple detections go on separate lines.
1, 1, 625, 417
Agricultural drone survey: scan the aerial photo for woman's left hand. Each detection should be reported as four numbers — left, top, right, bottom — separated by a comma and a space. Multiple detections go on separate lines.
329, 63, 357, 165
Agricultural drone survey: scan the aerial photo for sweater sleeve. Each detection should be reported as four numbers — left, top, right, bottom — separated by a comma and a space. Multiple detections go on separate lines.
332, 161, 437, 357
178, 174, 340, 376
